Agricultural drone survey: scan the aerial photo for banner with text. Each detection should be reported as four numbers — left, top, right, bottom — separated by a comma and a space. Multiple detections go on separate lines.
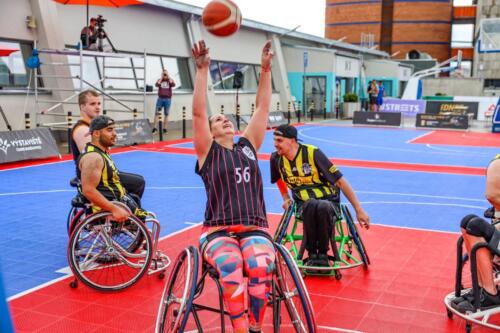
114, 119, 153, 146
426, 101, 479, 120
379, 98, 426, 117
416, 114, 469, 130
353, 111, 402, 127
0, 128, 59, 164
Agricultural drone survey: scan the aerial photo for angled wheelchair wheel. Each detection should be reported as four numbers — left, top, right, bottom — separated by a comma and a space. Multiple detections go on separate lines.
274, 204, 295, 244
275, 243, 317, 333
342, 205, 370, 267
156, 246, 199, 333
67, 207, 85, 235
67, 212, 152, 291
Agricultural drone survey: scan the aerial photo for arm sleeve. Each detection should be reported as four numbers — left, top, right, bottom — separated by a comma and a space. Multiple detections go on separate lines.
314, 148, 343, 184
270, 153, 281, 184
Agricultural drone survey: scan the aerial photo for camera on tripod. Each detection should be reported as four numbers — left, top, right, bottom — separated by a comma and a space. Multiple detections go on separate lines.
96, 15, 107, 29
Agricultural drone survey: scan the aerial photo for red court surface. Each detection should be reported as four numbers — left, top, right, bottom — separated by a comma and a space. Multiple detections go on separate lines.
409, 131, 500, 148
8, 214, 498, 333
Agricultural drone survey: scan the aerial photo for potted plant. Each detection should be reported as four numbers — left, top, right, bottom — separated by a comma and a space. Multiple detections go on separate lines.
342, 92, 360, 119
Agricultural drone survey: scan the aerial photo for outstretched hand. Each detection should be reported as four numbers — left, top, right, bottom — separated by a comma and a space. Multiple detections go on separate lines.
192, 40, 210, 70
261, 40, 274, 71
356, 208, 370, 230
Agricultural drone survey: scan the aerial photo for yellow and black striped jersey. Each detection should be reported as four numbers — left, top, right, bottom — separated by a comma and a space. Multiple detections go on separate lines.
270, 144, 343, 202
77, 143, 125, 202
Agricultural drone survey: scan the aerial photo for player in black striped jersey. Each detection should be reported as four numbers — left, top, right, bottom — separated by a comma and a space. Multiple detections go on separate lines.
191, 39, 275, 333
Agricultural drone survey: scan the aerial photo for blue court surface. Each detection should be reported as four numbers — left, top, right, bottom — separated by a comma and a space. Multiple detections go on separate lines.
1, 124, 498, 333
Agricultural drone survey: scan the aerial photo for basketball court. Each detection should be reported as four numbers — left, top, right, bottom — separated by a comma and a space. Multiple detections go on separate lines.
1, 123, 499, 332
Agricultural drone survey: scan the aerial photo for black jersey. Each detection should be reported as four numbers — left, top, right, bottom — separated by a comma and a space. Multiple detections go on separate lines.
77, 143, 125, 202
270, 143, 343, 202
195, 137, 268, 228
70, 120, 90, 174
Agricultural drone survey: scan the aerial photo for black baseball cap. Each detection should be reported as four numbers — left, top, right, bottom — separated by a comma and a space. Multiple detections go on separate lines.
88, 115, 115, 134
273, 124, 298, 140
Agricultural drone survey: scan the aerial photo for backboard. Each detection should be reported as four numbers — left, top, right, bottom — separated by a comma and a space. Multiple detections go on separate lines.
479, 18, 500, 53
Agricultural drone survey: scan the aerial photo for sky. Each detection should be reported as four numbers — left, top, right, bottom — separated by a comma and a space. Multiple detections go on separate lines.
175, 0, 474, 42
175, 0, 327, 37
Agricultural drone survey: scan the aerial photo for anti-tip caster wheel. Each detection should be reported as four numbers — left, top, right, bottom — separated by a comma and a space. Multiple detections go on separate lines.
69, 280, 78, 289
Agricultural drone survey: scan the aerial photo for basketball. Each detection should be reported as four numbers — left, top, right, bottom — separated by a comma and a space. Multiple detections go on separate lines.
202, 0, 242, 37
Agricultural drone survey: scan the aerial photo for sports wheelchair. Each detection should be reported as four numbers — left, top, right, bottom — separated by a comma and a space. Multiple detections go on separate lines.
444, 208, 500, 332
155, 232, 317, 333
274, 201, 370, 280
66, 181, 170, 292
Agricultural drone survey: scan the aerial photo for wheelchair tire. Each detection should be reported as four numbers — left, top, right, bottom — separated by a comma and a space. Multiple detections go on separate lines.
274, 204, 295, 244
156, 246, 199, 333
67, 207, 85, 235
275, 243, 317, 333
67, 212, 153, 291
342, 205, 370, 268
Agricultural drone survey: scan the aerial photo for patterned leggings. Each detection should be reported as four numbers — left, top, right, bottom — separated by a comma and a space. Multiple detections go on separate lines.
202, 229, 275, 333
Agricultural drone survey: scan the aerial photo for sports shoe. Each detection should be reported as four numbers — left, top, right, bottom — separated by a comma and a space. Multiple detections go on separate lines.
453, 289, 500, 313
316, 253, 330, 267
451, 289, 474, 305
305, 253, 318, 266
152, 128, 157, 133
162, 129, 168, 134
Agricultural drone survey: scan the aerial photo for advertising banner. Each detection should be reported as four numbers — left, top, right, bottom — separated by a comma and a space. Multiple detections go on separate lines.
379, 98, 426, 117
454, 96, 498, 121
416, 114, 469, 130
426, 101, 479, 120
114, 119, 153, 146
0, 128, 59, 164
353, 111, 402, 127
492, 98, 500, 133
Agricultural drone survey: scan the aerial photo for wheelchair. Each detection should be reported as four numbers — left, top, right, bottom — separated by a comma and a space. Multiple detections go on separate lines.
274, 201, 370, 280
155, 233, 317, 333
67, 177, 88, 235
444, 208, 500, 332
67, 199, 170, 292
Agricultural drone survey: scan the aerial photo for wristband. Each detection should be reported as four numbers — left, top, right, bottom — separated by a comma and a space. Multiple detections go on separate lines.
277, 179, 288, 196
261, 65, 271, 72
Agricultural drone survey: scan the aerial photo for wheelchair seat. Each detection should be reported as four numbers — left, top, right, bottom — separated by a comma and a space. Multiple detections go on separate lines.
156, 244, 317, 333
274, 202, 369, 280
69, 177, 80, 188
71, 193, 89, 208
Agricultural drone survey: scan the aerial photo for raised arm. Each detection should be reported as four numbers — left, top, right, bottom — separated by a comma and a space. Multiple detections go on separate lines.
243, 40, 274, 151
191, 40, 213, 166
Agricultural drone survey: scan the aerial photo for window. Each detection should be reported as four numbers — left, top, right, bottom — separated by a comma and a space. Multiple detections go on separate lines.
65, 46, 192, 93
68, 55, 101, 89
451, 24, 474, 48
210, 61, 270, 91
0, 40, 32, 89
98, 57, 137, 90
484, 79, 500, 89
161, 57, 192, 90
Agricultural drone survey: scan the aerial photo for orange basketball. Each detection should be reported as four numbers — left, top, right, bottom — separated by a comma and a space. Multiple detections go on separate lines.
202, 0, 242, 37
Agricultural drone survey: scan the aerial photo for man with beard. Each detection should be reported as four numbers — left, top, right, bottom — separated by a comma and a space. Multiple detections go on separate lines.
78, 115, 142, 221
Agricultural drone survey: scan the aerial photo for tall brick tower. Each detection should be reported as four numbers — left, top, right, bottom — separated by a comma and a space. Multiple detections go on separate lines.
325, 0, 453, 62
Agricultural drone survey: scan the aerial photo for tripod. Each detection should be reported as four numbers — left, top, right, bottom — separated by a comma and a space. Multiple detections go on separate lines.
96, 28, 117, 53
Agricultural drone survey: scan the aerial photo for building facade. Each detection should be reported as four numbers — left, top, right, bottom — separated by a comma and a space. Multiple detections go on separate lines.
325, 0, 453, 62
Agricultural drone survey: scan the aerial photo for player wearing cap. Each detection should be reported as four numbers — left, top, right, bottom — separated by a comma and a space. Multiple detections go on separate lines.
270, 124, 370, 267
77, 115, 144, 222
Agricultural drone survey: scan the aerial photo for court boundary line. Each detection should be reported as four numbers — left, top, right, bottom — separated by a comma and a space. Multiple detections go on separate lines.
7, 222, 201, 302
406, 130, 435, 144
6, 212, 459, 302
